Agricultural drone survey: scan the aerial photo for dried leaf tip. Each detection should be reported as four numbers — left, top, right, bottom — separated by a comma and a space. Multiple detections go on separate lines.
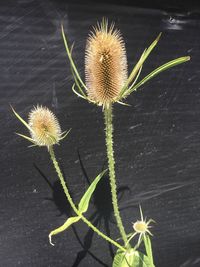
85, 19, 128, 108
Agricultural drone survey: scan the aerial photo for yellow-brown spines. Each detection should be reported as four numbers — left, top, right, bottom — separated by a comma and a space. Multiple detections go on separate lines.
28, 106, 61, 147
85, 22, 128, 107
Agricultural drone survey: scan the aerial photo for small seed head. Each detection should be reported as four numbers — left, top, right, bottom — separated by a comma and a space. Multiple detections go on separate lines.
28, 106, 61, 147
85, 20, 128, 107
133, 220, 148, 234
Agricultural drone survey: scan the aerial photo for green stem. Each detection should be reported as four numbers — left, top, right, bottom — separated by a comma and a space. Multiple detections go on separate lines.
143, 235, 154, 267
104, 105, 128, 246
48, 146, 126, 252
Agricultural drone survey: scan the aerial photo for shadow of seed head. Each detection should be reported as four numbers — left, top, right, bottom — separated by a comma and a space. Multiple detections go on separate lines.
28, 106, 61, 147
85, 19, 128, 107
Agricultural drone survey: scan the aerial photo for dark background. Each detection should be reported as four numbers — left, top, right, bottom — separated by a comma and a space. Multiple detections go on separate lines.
0, 0, 200, 266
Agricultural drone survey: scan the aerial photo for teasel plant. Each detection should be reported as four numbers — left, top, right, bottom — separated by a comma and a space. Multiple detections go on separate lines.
12, 105, 154, 266
12, 105, 127, 253
61, 18, 190, 266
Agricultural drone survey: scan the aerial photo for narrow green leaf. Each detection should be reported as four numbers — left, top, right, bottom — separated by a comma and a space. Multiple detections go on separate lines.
16, 133, 35, 144
71, 68, 87, 98
143, 235, 154, 266
69, 45, 87, 98
72, 84, 87, 100
78, 169, 107, 213
117, 100, 131, 107
130, 65, 143, 88
120, 49, 146, 98
49, 216, 81, 246
113, 249, 151, 267
11, 106, 32, 132
60, 129, 71, 141
28, 144, 37, 148
127, 49, 146, 86
125, 56, 190, 97
126, 33, 161, 88
61, 25, 87, 92
142, 33, 162, 62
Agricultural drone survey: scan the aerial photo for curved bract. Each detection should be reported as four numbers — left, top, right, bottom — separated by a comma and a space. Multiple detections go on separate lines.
61, 19, 190, 109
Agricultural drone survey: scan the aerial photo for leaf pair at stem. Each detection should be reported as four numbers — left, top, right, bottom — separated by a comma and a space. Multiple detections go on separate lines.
48, 168, 107, 246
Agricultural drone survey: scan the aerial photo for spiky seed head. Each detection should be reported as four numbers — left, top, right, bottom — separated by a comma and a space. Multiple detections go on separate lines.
28, 106, 61, 147
133, 220, 148, 234
85, 20, 128, 107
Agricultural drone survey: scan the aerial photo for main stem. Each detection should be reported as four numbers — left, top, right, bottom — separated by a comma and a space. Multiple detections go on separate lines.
48, 146, 126, 252
104, 105, 128, 245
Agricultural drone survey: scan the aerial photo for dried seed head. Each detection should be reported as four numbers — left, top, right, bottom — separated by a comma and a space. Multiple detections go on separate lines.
28, 106, 61, 147
85, 20, 128, 107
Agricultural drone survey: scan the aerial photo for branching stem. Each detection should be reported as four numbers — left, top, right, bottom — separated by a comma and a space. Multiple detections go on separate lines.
49, 146, 126, 252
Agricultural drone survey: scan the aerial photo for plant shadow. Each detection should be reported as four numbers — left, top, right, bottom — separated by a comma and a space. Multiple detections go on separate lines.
34, 163, 72, 216
34, 150, 130, 267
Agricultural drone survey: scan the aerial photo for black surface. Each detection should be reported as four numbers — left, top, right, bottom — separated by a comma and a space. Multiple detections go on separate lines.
69, 0, 200, 12
1, 0, 200, 266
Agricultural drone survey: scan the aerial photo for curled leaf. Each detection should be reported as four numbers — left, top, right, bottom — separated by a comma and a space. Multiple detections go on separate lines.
49, 216, 81, 246
49, 169, 107, 245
